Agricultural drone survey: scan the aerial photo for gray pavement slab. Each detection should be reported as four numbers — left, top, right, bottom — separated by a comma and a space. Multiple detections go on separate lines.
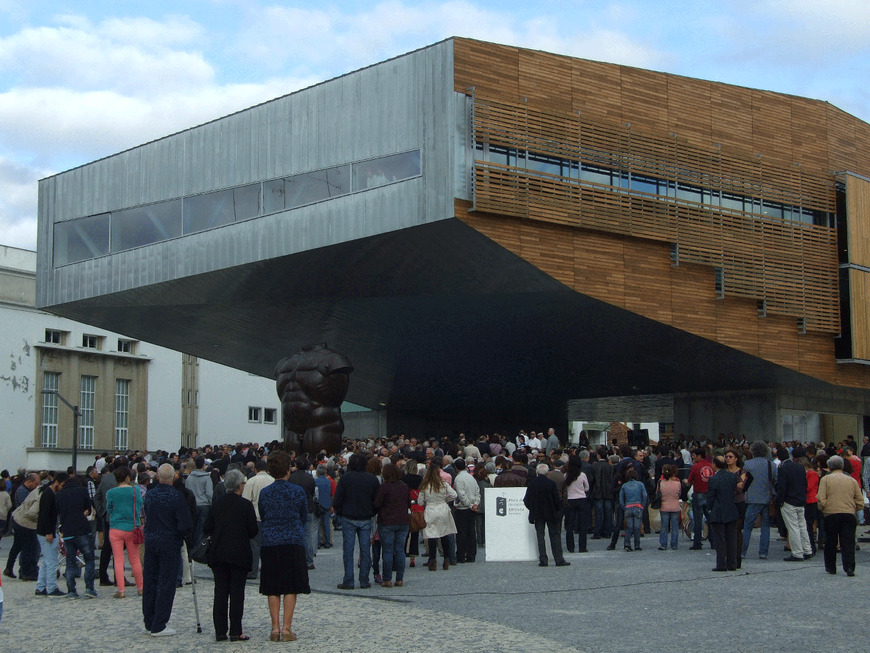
0, 529, 866, 652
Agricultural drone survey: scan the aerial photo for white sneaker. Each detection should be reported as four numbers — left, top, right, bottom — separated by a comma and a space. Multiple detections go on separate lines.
151, 627, 177, 637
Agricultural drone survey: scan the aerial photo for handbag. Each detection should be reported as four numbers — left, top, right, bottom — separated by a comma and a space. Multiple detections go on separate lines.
190, 535, 212, 564
650, 480, 662, 510
409, 510, 427, 533
131, 490, 145, 545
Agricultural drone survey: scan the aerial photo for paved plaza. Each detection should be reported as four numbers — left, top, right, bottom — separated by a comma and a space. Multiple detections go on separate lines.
0, 528, 865, 652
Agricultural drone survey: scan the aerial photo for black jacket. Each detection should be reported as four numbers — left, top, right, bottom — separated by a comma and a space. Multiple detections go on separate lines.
36, 486, 58, 536
288, 470, 316, 513
589, 460, 613, 500
56, 484, 92, 537
332, 471, 380, 520
203, 492, 258, 569
523, 475, 561, 523
707, 470, 739, 523
775, 459, 807, 507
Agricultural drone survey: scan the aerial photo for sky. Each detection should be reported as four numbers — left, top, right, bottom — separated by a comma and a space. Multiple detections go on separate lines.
1, 0, 868, 250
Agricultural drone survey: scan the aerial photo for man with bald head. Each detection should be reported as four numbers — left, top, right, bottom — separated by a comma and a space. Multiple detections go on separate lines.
142, 464, 193, 637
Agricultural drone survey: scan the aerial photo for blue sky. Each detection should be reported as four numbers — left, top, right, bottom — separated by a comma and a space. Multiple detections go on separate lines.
1, 0, 868, 249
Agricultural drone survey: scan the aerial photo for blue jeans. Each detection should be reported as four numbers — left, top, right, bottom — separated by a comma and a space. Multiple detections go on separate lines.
742, 502, 771, 558
660, 511, 680, 549
304, 514, 318, 565
341, 517, 371, 587
64, 533, 96, 594
378, 524, 409, 583
692, 492, 710, 545
36, 535, 60, 593
319, 511, 333, 546
624, 507, 642, 548
593, 498, 613, 538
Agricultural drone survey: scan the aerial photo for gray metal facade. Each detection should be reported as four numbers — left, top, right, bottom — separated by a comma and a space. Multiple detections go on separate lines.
37, 40, 456, 309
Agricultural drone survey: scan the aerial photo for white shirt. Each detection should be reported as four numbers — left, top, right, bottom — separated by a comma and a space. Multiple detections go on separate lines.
241, 471, 275, 521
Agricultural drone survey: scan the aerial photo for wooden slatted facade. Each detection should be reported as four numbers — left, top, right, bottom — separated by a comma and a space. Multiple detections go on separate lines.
452, 37, 870, 391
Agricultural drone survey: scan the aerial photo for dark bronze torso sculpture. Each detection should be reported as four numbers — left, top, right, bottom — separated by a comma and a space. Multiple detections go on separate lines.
275, 343, 353, 455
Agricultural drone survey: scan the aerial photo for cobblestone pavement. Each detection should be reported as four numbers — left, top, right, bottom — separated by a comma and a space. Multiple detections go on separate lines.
0, 528, 866, 653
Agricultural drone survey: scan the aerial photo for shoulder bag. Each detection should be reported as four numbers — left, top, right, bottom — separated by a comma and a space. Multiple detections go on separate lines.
650, 479, 662, 510
131, 489, 145, 545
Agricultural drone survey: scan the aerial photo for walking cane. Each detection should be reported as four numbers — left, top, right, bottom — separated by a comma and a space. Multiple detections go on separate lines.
186, 546, 203, 634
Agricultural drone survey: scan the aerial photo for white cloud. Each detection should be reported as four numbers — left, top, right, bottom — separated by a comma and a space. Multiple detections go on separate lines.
0, 76, 317, 167
0, 156, 47, 250
234, 0, 666, 74
0, 17, 213, 95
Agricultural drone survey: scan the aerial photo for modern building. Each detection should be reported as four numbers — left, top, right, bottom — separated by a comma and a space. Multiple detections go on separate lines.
35, 38, 870, 442
1, 245, 279, 471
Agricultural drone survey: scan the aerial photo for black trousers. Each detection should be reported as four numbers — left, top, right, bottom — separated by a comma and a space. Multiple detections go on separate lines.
142, 541, 180, 634
823, 513, 857, 573
454, 509, 477, 562
534, 519, 565, 565
427, 536, 450, 561
212, 562, 248, 638
99, 520, 114, 582
565, 499, 589, 552
709, 521, 738, 570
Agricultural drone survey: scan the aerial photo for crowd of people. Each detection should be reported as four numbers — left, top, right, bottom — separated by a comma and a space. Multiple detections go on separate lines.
0, 429, 867, 639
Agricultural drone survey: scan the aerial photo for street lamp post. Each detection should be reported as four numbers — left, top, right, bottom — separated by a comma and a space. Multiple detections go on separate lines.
41, 389, 81, 472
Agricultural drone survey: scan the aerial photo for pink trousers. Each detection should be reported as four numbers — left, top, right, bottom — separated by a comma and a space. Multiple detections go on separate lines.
109, 528, 144, 592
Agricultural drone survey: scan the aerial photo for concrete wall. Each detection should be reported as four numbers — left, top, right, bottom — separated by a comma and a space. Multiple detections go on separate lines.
197, 359, 279, 446
674, 391, 779, 441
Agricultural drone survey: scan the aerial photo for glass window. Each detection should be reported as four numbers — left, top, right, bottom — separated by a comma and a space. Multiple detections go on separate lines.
352, 150, 421, 192
526, 153, 563, 177
721, 193, 744, 212
45, 329, 64, 344
80, 375, 96, 449
111, 199, 181, 253
481, 144, 517, 168
248, 406, 261, 423
82, 334, 100, 349
183, 189, 235, 234
264, 408, 277, 424
579, 164, 611, 186
676, 183, 702, 203
263, 179, 285, 214
285, 166, 350, 209
233, 183, 262, 221
115, 379, 129, 451
630, 175, 658, 195
41, 372, 59, 448
53, 213, 110, 266
760, 201, 783, 220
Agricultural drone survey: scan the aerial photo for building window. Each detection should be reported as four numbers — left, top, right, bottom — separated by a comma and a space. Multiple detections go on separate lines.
45, 329, 65, 345
41, 372, 60, 448
115, 379, 129, 451
248, 407, 261, 423
79, 375, 96, 449
194, 391, 199, 407
263, 408, 277, 424
117, 339, 136, 354
82, 334, 101, 349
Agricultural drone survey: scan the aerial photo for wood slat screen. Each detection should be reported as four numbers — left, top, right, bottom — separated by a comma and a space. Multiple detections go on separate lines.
471, 98, 841, 334
845, 174, 870, 268
474, 98, 837, 213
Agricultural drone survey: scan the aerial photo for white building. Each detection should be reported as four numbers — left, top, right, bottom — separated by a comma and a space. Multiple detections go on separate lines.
0, 245, 280, 472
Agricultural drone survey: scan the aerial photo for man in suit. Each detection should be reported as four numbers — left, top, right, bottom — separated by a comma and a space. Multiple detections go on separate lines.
706, 455, 739, 571
523, 464, 570, 567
